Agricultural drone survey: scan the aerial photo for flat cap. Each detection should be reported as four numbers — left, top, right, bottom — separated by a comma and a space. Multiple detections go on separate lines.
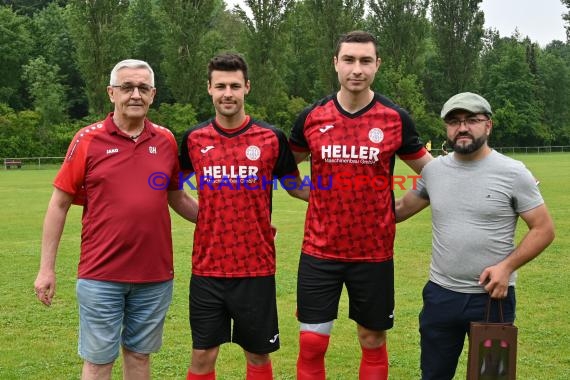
440, 92, 492, 119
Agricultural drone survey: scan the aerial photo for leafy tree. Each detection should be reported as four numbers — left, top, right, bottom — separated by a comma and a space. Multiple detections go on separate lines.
47, 120, 81, 156
367, 0, 429, 75
217, 0, 249, 51
270, 96, 309, 136
244, 103, 269, 123
67, 0, 131, 115
0, 104, 19, 157
374, 65, 442, 143
234, 0, 294, 125
148, 102, 198, 141
366, 0, 434, 141
0, 105, 42, 157
31, 3, 87, 118
1, 0, 64, 16
429, 0, 485, 104
0, 100, 74, 157
0, 6, 33, 109
419, 32, 448, 114
158, 0, 218, 106
235, 0, 294, 65
537, 43, 570, 144
1, 0, 568, 154
480, 36, 546, 146
185, 2, 248, 120
560, 0, 570, 42
280, 1, 321, 101
303, 0, 365, 95
125, 0, 171, 107
22, 56, 68, 127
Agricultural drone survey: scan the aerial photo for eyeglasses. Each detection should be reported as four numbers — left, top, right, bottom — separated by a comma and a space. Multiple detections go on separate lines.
445, 117, 489, 127
111, 83, 154, 95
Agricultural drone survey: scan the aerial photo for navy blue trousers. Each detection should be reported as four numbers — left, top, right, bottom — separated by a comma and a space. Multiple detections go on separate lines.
419, 281, 516, 380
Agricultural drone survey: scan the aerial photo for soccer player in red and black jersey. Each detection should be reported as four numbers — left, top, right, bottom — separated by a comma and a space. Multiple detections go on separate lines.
289, 31, 433, 379
179, 53, 307, 380
34, 60, 199, 380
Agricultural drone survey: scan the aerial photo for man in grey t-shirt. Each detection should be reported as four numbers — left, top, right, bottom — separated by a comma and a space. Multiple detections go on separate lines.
395, 92, 555, 380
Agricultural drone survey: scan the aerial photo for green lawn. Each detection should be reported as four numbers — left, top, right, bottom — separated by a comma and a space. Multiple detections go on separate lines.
1, 153, 568, 379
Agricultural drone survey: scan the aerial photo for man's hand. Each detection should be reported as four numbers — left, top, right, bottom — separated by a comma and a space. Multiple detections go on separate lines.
478, 263, 511, 299
34, 270, 56, 306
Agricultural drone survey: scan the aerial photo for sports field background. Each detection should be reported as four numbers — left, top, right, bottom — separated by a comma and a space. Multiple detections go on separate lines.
0, 153, 568, 379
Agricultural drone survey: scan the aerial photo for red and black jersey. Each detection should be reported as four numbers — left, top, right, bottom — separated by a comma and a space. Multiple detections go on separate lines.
290, 93, 427, 262
54, 113, 180, 282
180, 116, 299, 277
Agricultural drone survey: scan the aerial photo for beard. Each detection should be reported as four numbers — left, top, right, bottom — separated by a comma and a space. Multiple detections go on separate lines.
448, 133, 488, 154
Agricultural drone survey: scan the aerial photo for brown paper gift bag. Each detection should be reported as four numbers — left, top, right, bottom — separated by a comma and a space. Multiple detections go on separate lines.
466, 298, 518, 380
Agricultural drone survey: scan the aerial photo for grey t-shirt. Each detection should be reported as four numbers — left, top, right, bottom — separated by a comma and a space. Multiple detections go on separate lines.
414, 150, 544, 293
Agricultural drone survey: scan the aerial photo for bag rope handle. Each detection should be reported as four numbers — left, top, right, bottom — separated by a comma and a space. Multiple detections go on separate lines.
485, 297, 505, 323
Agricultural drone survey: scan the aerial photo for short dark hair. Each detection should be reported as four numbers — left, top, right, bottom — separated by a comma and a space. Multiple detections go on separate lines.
207, 53, 249, 83
334, 30, 378, 58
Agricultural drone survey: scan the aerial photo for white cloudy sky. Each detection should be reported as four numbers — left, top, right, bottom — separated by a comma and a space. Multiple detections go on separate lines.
480, 0, 566, 46
225, 0, 567, 46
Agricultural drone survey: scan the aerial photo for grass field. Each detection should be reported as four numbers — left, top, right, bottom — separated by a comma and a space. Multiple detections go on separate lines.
1, 153, 568, 379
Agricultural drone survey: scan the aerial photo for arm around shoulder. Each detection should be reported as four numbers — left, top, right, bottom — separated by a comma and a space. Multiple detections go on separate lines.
282, 175, 309, 202
395, 190, 430, 223
168, 190, 199, 223
404, 151, 433, 174
293, 151, 310, 165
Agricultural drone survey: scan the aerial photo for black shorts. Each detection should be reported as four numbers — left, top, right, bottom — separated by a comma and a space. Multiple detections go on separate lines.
297, 253, 394, 331
189, 275, 279, 354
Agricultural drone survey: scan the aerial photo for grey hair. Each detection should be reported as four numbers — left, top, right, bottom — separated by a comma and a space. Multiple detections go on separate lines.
109, 59, 155, 86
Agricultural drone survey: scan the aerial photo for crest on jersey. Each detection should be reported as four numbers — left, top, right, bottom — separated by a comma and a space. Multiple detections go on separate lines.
245, 145, 261, 161
369, 128, 384, 144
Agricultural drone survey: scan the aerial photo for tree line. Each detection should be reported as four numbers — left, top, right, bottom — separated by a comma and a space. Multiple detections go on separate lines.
1, 0, 570, 158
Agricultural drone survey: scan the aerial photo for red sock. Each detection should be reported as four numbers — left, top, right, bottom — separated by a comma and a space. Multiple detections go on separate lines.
359, 344, 388, 380
187, 369, 215, 380
297, 331, 330, 380
246, 361, 273, 380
